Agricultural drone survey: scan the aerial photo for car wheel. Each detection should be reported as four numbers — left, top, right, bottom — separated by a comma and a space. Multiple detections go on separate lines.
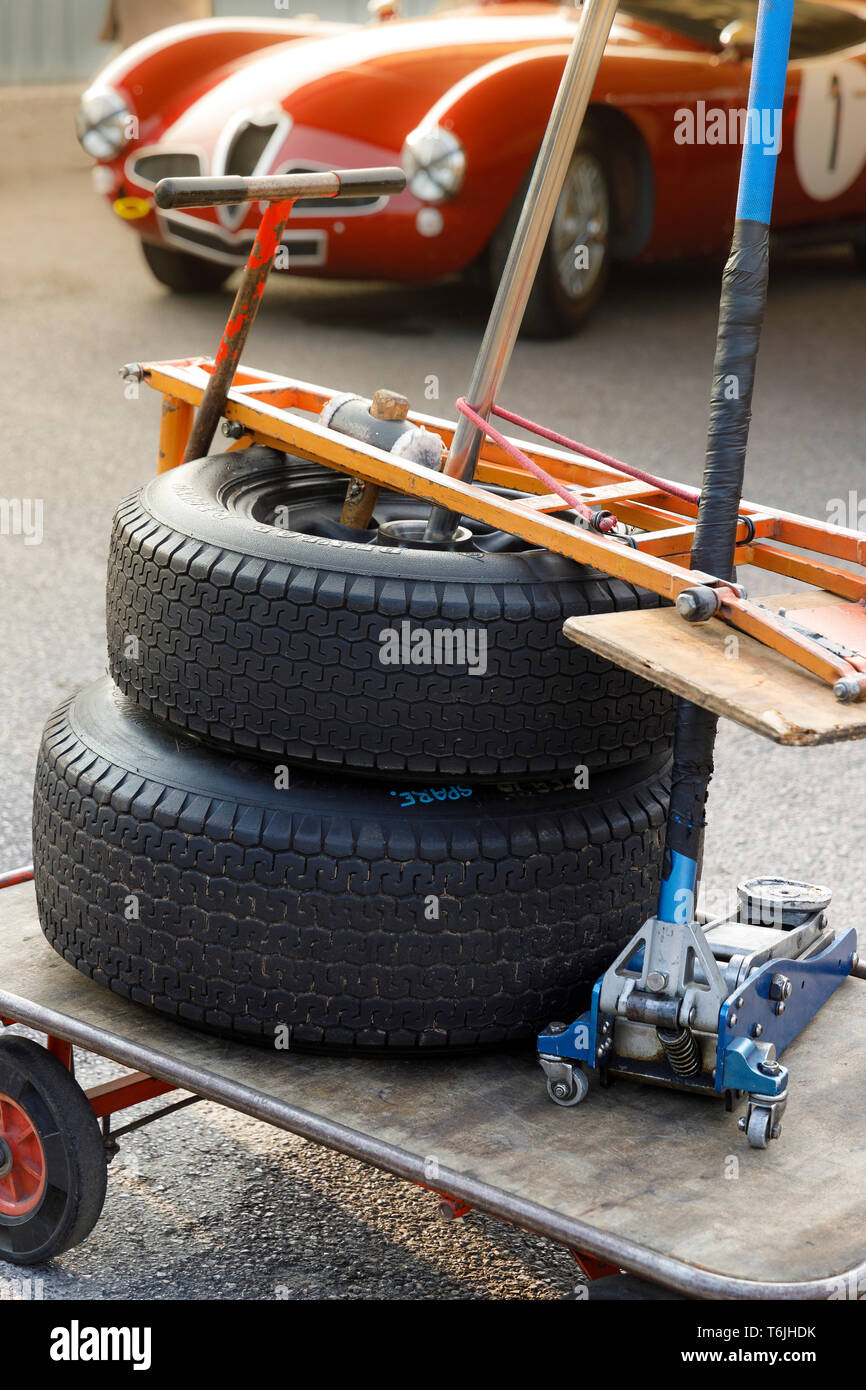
490, 133, 612, 340
34, 679, 670, 1052
141, 240, 232, 294
106, 446, 675, 783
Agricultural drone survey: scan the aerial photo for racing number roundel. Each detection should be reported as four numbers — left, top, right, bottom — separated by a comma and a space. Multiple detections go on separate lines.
794, 61, 866, 201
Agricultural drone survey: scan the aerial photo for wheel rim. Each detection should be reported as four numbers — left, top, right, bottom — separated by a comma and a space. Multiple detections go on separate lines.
0, 1094, 46, 1217
551, 150, 609, 301
220, 465, 576, 553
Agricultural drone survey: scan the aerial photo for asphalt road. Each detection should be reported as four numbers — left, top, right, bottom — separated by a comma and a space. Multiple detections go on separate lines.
1, 85, 865, 1300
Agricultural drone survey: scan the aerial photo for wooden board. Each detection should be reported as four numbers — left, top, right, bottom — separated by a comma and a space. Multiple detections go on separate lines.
3, 882, 866, 1296
564, 590, 866, 746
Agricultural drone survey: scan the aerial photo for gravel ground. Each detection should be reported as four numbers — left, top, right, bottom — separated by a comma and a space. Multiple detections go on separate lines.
1, 84, 865, 1300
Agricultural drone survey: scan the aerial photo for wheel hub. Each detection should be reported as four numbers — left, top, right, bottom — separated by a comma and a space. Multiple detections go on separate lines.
0, 1094, 46, 1217
552, 151, 609, 301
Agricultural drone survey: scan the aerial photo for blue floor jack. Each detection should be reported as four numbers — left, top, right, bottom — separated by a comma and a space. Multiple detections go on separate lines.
538, 0, 866, 1147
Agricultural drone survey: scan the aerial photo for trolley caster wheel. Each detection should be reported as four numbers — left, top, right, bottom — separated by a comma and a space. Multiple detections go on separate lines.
0, 1036, 107, 1264
547, 1068, 589, 1107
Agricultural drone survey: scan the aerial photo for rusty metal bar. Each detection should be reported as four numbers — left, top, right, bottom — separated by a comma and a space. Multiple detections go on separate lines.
181, 197, 296, 463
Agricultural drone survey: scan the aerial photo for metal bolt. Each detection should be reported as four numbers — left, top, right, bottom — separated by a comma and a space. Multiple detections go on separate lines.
551, 1082, 569, 1100
775, 1001, 786, 1016
676, 585, 720, 623
688, 1006, 697, 1026
771, 1124, 782, 1140
646, 971, 667, 993
769, 974, 792, 1001
736, 997, 745, 1009
221, 419, 247, 439
737, 1116, 747, 1132
729, 1013, 738, 1027
834, 676, 862, 702
758, 1058, 782, 1076
601, 1020, 612, 1035
119, 362, 143, 382
547, 1021, 568, 1035
751, 1023, 763, 1038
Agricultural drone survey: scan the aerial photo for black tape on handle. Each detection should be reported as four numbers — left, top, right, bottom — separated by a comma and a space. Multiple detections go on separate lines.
661, 222, 769, 885
664, 702, 718, 861
691, 219, 770, 582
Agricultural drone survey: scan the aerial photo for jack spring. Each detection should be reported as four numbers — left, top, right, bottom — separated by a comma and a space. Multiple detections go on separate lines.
657, 1025, 701, 1079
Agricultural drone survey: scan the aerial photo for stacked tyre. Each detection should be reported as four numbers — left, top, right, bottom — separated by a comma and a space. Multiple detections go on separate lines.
33, 446, 674, 1051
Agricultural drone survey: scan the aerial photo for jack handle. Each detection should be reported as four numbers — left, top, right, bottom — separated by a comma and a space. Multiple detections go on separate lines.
154, 168, 406, 210
154, 167, 405, 465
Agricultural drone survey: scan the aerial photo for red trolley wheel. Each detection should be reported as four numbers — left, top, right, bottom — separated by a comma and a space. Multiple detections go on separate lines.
0, 1036, 106, 1264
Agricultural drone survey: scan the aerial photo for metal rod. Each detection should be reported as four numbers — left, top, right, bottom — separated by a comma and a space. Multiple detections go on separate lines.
154, 167, 405, 210
106, 1095, 202, 1142
424, 0, 620, 543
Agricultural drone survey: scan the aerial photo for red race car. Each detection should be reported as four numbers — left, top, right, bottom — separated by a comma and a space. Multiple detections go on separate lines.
78, 0, 866, 336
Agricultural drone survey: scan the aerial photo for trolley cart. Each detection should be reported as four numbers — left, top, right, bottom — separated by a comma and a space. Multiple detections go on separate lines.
1, 872, 865, 1299
10, 0, 866, 1300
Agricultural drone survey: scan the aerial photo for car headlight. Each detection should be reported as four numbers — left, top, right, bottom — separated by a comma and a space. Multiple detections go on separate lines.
76, 89, 134, 161
401, 125, 465, 203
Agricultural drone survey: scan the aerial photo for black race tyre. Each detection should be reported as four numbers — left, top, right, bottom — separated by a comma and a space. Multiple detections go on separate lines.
141, 240, 232, 294
33, 679, 670, 1052
106, 447, 674, 783
0, 1036, 107, 1264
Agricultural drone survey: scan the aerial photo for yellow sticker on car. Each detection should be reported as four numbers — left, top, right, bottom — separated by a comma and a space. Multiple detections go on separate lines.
113, 196, 151, 220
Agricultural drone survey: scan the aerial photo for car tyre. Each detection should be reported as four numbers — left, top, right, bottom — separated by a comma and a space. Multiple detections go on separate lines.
490, 131, 612, 340
141, 240, 232, 294
33, 678, 671, 1052
105, 446, 675, 783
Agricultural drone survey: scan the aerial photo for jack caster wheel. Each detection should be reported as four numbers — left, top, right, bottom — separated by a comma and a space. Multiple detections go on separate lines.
547, 1068, 589, 1107
0, 1036, 107, 1264
745, 1106, 773, 1149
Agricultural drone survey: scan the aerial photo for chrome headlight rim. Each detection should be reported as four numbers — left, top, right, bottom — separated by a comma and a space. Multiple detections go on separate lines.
76, 88, 134, 161
401, 124, 465, 204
